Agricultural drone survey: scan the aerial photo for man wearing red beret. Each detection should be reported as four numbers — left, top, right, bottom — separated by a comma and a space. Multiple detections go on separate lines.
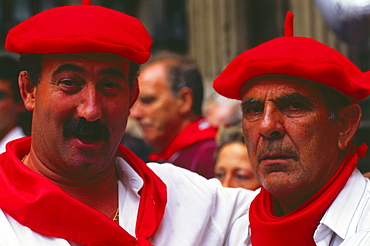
131, 51, 217, 179
0, 1, 256, 245
214, 12, 370, 246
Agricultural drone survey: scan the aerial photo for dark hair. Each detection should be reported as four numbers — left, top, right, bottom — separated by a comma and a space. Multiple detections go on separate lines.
19, 54, 140, 90
315, 82, 351, 120
143, 51, 204, 116
0, 55, 22, 103
214, 125, 245, 163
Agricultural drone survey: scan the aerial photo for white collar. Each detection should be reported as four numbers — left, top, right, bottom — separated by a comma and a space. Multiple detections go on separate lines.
315, 169, 367, 241
115, 156, 144, 193
0, 127, 25, 153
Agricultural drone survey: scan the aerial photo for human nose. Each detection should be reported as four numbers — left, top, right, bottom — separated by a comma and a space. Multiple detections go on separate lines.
258, 104, 284, 139
222, 174, 236, 188
130, 102, 143, 120
76, 85, 103, 122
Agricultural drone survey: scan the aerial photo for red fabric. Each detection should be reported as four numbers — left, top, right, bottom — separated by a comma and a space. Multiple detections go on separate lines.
0, 137, 167, 246
249, 144, 367, 246
284, 11, 294, 37
213, 12, 370, 102
5, 4, 151, 64
148, 117, 217, 161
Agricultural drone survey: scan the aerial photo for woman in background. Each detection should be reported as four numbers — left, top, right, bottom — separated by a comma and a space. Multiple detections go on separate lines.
214, 125, 260, 190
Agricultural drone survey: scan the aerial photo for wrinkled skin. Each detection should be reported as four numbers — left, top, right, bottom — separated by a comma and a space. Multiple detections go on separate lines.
241, 76, 360, 214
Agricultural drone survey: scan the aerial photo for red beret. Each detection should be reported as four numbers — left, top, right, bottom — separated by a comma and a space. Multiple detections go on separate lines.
213, 12, 370, 102
5, 2, 152, 64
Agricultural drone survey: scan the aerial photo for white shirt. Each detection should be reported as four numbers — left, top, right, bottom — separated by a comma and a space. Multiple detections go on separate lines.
0, 158, 257, 246
0, 127, 25, 154
226, 168, 370, 246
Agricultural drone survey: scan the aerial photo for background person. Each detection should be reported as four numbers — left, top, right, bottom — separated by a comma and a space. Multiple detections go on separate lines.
214, 12, 370, 246
131, 51, 217, 178
205, 92, 242, 128
214, 125, 260, 190
0, 55, 25, 153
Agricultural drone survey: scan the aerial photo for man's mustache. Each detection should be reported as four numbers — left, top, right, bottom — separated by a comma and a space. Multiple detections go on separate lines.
63, 118, 110, 141
257, 141, 298, 162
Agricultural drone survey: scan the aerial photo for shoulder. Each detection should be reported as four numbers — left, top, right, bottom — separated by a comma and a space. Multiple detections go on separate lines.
147, 162, 257, 206
147, 162, 220, 189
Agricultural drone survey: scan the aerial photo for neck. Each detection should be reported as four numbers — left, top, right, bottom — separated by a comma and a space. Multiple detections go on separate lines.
271, 152, 347, 216
155, 114, 199, 152
23, 148, 119, 219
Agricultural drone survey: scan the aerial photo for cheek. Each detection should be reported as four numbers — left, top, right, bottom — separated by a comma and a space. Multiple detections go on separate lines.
241, 122, 258, 156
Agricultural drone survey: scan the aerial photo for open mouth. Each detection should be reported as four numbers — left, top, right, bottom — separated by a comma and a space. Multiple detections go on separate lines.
72, 132, 102, 143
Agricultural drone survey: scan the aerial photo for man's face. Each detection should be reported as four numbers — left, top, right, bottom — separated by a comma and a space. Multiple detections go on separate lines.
0, 80, 23, 139
131, 62, 183, 151
241, 77, 342, 198
25, 53, 136, 176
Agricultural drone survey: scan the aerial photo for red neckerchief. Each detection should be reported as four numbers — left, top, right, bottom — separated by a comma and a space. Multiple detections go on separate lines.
0, 137, 167, 246
249, 143, 367, 246
149, 117, 217, 161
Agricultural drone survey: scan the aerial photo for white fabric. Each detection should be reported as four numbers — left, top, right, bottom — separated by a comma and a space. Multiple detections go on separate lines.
0, 127, 25, 154
226, 168, 370, 246
0, 158, 257, 246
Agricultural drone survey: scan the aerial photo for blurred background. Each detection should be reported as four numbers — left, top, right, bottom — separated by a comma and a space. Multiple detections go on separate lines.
1, 0, 370, 172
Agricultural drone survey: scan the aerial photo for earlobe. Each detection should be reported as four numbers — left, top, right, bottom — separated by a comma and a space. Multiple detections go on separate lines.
338, 104, 362, 151
18, 71, 36, 111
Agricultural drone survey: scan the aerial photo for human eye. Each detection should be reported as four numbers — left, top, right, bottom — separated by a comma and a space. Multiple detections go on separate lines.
0, 90, 10, 101
286, 101, 305, 110
236, 174, 249, 180
215, 172, 225, 180
242, 99, 263, 120
57, 79, 81, 93
140, 96, 156, 105
100, 79, 124, 96
279, 93, 315, 116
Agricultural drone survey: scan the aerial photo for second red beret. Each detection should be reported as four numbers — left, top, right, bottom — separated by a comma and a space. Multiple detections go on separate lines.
213, 13, 370, 103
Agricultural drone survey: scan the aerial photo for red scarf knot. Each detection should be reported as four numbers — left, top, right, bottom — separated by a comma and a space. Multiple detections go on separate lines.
136, 237, 153, 246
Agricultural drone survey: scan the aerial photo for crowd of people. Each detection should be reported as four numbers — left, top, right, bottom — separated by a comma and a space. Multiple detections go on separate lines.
1, 1, 370, 245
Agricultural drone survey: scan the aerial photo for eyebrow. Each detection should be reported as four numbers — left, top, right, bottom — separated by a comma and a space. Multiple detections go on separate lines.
51, 64, 127, 81
98, 68, 127, 80
275, 92, 314, 106
241, 92, 314, 109
241, 98, 260, 111
52, 63, 85, 77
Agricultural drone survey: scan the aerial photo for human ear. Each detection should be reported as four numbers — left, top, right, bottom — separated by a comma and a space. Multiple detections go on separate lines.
338, 104, 362, 151
18, 71, 36, 111
176, 87, 193, 115
128, 77, 139, 109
